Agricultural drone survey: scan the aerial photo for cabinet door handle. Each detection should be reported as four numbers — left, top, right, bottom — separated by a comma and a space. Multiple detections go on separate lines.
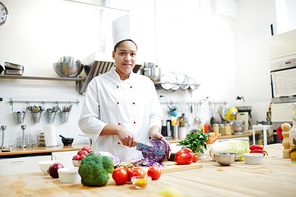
10, 160, 24, 164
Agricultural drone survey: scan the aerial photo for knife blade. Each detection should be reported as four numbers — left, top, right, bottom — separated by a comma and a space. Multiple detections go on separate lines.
136, 142, 165, 155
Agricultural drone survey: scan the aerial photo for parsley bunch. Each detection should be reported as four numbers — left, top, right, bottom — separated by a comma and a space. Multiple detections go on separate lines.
177, 130, 209, 154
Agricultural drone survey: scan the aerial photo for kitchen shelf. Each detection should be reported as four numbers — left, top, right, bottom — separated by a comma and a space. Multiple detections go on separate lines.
0, 75, 85, 92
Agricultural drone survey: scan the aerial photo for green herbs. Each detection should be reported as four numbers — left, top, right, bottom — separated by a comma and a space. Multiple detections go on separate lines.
177, 130, 209, 154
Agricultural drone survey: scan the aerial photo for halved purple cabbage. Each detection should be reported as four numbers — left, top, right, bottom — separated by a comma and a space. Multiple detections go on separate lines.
142, 138, 169, 163
95, 151, 121, 167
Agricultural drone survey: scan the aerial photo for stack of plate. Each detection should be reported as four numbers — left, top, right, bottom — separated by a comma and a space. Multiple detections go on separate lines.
160, 71, 198, 91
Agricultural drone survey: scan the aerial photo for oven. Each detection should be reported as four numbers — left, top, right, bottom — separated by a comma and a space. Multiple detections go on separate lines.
268, 29, 296, 129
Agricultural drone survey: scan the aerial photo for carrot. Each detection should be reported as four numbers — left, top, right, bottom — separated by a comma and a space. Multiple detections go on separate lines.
209, 132, 215, 138
206, 132, 216, 144
210, 133, 221, 144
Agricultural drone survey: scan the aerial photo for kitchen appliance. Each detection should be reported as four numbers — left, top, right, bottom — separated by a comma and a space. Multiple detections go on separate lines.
269, 29, 296, 127
232, 120, 244, 135
225, 107, 238, 121
236, 111, 251, 134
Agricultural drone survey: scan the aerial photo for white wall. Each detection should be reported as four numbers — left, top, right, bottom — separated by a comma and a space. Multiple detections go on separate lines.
234, 0, 276, 125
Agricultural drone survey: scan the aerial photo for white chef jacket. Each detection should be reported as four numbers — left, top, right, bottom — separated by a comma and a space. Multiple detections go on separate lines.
78, 67, 162, 161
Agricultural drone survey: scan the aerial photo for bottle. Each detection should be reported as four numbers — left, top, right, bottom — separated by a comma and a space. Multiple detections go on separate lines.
290, 105, 296, 163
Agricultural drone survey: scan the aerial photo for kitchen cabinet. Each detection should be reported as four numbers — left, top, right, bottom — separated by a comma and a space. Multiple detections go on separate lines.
0, 155, 51, 175
0, 75, 85, 93
0, 150, 77, 175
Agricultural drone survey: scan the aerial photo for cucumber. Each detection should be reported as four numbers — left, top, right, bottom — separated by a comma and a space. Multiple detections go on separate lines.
168, 152, 176, 161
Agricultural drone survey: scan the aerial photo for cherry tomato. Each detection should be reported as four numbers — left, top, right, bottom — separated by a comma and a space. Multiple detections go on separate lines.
126, 166, 135, 181
131, 167, 145, 178
147, 166, 161, 180
192, 154, 198, 163
112, 167, 128, 185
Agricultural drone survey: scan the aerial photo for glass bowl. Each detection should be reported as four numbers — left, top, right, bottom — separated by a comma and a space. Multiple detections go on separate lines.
131, 176, 151, 189
72, 160, 81, 167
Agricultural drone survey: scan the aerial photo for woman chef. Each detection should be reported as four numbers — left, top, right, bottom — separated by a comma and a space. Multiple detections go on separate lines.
78, 16, 169, 162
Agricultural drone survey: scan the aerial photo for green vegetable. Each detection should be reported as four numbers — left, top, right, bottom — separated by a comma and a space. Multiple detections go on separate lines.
177, 130, 209, 154
168, 153, 176, 161
78, 152, 114, 186
209, 140, 249, 161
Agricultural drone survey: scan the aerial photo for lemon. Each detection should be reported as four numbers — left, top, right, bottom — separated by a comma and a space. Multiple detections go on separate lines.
158, 187, 184, 197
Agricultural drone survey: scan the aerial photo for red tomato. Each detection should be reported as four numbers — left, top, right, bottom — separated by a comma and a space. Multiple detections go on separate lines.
174, 148, 193, 165
192, 154, 198, 163
112, 167, 128, 185
126, 166, 135, 181
147, 166, 161, 180
131, 167, 145, 178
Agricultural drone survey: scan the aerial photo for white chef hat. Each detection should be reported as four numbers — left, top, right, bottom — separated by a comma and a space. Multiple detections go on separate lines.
112, 14, 132, 47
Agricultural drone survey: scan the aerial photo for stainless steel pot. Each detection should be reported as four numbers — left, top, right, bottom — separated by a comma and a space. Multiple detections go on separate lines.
144, 66, 161, 82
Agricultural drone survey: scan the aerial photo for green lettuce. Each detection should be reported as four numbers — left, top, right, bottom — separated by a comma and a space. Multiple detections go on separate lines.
209, 140, 249, 161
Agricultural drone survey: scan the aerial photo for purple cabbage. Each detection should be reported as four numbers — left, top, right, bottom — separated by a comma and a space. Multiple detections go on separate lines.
95, 151, 121, 167
142, 138, 169, 163
131, 158, 164, 168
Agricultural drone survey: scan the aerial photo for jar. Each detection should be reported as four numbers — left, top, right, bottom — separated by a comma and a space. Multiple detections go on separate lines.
219, 124, 225, 135
213, 124, 219, 135
225, 124, 231, 135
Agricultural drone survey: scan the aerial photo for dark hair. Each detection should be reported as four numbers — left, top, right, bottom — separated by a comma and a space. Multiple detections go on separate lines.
113, 39, 138, 52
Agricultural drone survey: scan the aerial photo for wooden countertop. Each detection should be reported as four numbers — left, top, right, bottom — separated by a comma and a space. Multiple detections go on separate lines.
0, 134, 252, 156
0, 143, 295, 197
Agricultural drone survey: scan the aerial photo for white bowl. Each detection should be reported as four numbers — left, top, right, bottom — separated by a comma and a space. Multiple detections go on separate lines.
38, 160, 63, 173
58, 167, 81, 183
244, 153, 263, 165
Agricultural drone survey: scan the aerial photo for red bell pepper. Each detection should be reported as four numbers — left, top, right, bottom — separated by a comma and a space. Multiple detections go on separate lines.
249, 145, 268, 156
174, 148, 193, 165
249, 145, 264, 151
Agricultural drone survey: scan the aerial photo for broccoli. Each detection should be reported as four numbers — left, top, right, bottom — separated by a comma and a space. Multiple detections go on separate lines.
78, 152, 114, 186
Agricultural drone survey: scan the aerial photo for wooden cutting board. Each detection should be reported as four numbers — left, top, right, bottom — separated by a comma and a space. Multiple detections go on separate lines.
120, 161, 203, 173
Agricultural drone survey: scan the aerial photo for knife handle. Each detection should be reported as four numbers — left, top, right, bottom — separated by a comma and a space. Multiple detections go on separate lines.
117, 142, 137, 147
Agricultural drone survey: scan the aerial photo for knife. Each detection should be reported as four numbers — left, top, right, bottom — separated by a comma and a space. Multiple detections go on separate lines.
136, 142, 165, 155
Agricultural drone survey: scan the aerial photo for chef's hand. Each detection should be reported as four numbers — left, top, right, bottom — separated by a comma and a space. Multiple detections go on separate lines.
148, 126, 171, 158
117, 127, 137, 148
100, 125, 136, 148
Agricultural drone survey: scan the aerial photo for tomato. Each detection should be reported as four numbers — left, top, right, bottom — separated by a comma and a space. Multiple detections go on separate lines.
192, 153, 198, 163
174, 148, 193, 165
112, 167, 128, 185
126, 166, 135, 181
131, 167, 145, 178
147, 166, 161, 180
